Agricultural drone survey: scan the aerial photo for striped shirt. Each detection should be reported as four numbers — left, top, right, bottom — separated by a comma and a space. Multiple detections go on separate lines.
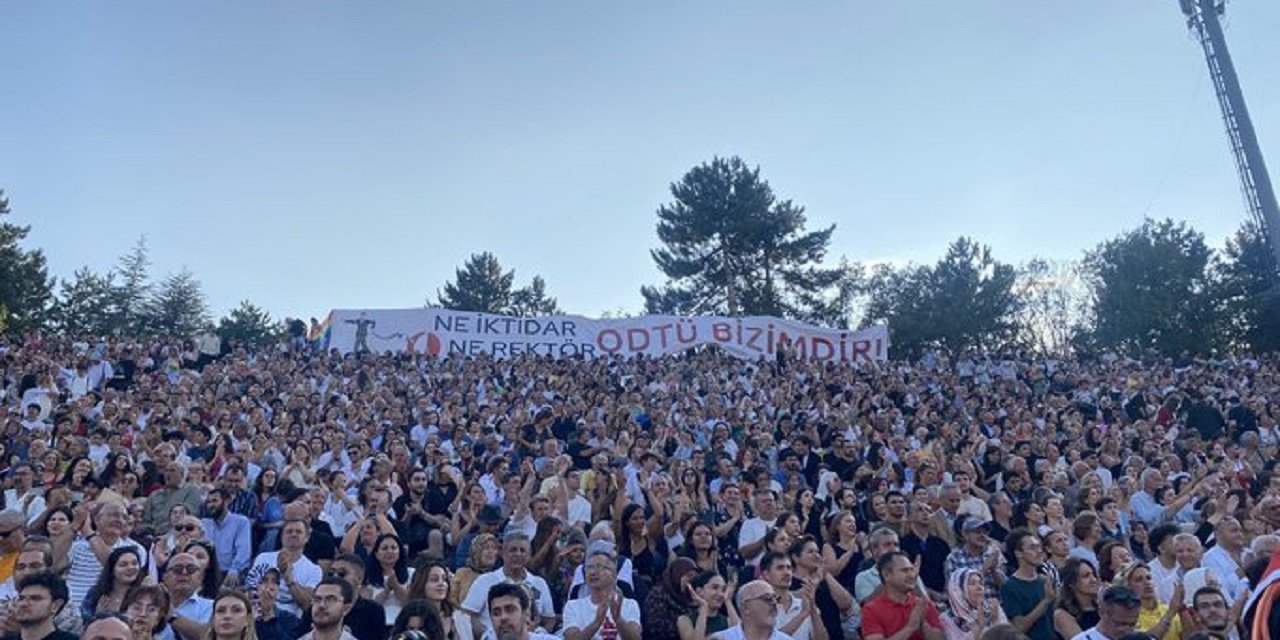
65, 536, 147, 608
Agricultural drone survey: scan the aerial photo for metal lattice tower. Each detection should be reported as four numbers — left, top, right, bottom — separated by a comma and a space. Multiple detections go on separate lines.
1180, 0, 1280, 276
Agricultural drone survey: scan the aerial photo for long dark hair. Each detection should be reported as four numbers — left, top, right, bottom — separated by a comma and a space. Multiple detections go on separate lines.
183, 540, 223, 598
366, 533, 409, 587
390, 600, 446, 639
86, 547, 145, 612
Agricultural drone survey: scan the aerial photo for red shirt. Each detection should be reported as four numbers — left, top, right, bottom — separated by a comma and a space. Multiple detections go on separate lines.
862, 591, 942, 640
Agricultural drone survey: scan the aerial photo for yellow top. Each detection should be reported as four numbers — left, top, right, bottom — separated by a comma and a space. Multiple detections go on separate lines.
1137, 601, 1183, 640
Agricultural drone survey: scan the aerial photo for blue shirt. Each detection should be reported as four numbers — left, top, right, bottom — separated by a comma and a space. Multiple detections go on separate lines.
203, 511, 254, 576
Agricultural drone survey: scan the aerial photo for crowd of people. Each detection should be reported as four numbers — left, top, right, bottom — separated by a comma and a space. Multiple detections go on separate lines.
0, 332, 1278, 640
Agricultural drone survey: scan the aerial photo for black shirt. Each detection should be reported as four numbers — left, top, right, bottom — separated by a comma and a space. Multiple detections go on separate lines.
298, 597, 387, 640
2, 630, 79, 640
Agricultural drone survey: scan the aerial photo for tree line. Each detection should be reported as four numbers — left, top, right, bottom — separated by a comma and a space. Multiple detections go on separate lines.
3, 156, 1278, 358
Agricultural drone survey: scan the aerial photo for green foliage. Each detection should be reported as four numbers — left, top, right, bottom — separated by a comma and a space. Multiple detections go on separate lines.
1081, 218, 1220, 355
437, 252, 515, 313
51, 267, 117, 337
1214, 221, 1280, 352
0, 190, 54, 333
110, 236, 152, 336
641, 157, 842, 318
217, 300, 281, 348
436, 252, 561, 316
144, 268, 212, 337
862, 238, 1021, 356
510, 276, 562, 317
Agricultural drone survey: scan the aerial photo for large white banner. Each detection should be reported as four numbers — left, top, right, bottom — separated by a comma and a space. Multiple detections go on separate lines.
321, 309, 889, 364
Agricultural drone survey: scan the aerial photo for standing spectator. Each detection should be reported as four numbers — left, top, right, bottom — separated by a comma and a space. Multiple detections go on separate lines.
862, 551, 944, 640
459, 532, 555, 635
562, 546, 641, 640
244, 520, 323, 619
943, 568, 1006, 640
201, 489, 253, 583
59, 503, 145, 613
999, 530, 1056, 640
143, 462, 203, 537
759, 551, 825, 640
6, 572, 77, 640
298, 579, 356, 640
718, 579, 793, 640
163, 552, 212, 640
1067, 585, 1141, 640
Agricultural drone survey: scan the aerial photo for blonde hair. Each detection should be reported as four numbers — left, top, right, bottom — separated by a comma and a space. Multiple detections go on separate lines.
199, 591, 259, 640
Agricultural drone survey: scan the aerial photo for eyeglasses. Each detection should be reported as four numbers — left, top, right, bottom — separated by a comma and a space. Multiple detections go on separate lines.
176, 525, 201, 533
0, 528, 20, 539
127, 603, 162, 615
745, 593, 781, 606
168, 564, 202, 575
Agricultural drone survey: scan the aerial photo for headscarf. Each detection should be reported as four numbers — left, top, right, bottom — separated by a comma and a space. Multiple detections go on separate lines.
466, 533, 498, 572
662, 557, 698, 607
948, 568, 994, 633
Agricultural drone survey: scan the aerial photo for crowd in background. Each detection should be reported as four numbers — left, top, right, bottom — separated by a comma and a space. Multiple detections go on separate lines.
1, 332, 1279, 640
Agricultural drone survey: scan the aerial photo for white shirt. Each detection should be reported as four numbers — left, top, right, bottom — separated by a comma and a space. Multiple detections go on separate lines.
2, 488, 46, 525
567, 494, 593, 528
1202, 546, 1248, 602
371, 566, 415, 625
461, 568, 555, 634
739, 517, 769, 567
715, 625, 795, 640
776, 593, 813, 640
243, 551, 323, 617
562, 594, 641, 639
1071, 627, 1112, 640
1147, 557, 1180, 605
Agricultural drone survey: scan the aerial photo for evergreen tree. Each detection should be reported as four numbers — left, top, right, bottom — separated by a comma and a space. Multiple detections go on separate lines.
436, 252, 516, 313
51, 267, 117, 337
217, 300, 280, 348
641, 157, 841, 318
510, 276, 562, 316
145, 268, 212, 337
110, 236, 152, 335
0, 190, 54, 333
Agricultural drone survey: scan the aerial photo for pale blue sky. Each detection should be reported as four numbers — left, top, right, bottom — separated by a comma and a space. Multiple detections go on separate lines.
2, 2, 1278, 320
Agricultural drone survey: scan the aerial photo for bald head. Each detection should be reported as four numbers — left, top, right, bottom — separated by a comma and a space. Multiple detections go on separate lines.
81, 616, 132, 640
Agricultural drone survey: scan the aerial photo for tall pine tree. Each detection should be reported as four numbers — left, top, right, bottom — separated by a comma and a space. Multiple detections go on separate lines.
0, 190, 54, 333
641, 157, 841, 318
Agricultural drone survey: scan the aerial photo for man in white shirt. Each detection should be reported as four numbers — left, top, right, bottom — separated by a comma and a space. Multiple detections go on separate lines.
739, 489, 779, 570
1145, 524, 1181, 605
562, 546, 641, 640
562, 470, 594, 528
718, 579, 795, 640
760, 551, 822, 640
1070, 585, 1141, 640
244, 519, 323, 618
1, 466, 45, 526
462, 531, 556, 635
1201, 517, 1249, 602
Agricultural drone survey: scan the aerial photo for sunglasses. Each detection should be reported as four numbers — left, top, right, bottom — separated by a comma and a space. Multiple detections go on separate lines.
176, 525, 201, 533
168, 564, 201, 575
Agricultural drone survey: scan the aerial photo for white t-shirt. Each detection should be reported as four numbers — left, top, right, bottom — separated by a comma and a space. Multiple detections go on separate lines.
243, 551, 323, 617
714, 625, 795, 640
739, 517, 769, 567
461, 568, 555, 634
776, 594, 813, 640
371, 567, 416, 626
1071, 627, 1111, 640
562, 594, 641, 640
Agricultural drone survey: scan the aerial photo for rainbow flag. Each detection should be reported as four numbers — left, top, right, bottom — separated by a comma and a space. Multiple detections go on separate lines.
308, 312, 333, 349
